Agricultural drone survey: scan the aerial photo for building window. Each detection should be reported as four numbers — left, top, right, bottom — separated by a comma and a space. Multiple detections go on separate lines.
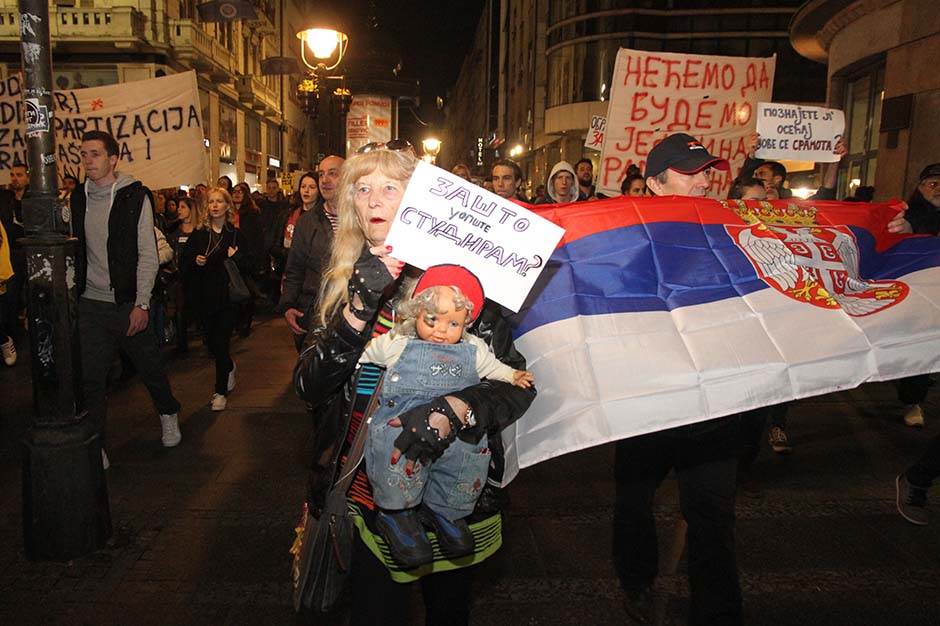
267, 123, 281, 160
219, 103, 237, 163
246, 115, 261, 153
840, 65, 884, 198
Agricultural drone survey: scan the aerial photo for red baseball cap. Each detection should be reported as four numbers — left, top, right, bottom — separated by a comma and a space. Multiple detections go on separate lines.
412, 264, 485, 322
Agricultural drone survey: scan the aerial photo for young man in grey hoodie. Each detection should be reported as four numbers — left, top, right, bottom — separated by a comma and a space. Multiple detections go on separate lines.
72, 130, 182, 465
535, 160, 580, 204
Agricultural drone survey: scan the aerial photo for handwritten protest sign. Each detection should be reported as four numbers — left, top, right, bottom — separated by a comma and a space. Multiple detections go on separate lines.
0, 71, 207, 189
584, 115, 606, 151
755, 102, 844, 163
385, 161, 565, 312
599, 49, 776, 197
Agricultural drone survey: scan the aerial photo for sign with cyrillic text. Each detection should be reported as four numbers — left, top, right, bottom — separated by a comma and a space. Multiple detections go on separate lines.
755, 102, 844, 163
584, 115, 606, 151
599, 49, 776, 198
385, 160, 565, 312
0, 71, 207, 189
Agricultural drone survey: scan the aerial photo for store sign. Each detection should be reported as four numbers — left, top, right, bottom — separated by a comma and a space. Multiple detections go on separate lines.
345, 95, 392, 154
0, 71, 208, 188
599, 48, 776, 197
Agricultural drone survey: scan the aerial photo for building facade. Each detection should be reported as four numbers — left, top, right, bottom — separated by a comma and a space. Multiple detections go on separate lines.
444, 0, 828, 196
0, 0, 315, 189
791, 0, 940, 200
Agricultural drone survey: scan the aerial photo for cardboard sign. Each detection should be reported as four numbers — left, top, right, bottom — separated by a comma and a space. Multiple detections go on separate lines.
755, 102, 845, 163
0, 71, 207, 189
599, 49, 776, 198
584, 115, 606, 151
384, 161, 565, 312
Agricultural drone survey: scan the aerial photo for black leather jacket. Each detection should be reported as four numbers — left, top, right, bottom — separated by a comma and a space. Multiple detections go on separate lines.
293, 298, 536, 512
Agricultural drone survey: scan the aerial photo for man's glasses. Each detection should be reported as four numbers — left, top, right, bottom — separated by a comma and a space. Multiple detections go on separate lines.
355, 139, 415, 154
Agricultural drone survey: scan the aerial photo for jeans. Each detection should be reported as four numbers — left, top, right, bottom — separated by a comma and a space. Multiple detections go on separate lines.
79, 298, 181, 444
613, 415, 742, 626
898, 374, 931, 405
906, 432, 940, 489
203, 304, 235, 395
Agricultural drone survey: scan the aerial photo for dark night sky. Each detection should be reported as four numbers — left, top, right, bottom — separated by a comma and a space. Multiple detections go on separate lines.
372, 1, 485, 141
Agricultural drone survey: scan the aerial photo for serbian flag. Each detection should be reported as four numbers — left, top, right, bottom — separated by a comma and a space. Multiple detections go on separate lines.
501, 196, 940, 484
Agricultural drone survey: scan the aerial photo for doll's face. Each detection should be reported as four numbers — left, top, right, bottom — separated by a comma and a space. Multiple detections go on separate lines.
415, 287, 468, 345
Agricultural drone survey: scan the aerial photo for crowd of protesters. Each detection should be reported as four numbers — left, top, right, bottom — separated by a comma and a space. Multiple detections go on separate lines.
2, 125, 940, 626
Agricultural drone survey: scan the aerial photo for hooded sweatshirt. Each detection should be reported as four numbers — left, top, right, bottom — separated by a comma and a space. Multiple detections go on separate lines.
83, 172, 158, 306
545, 161, 579, 203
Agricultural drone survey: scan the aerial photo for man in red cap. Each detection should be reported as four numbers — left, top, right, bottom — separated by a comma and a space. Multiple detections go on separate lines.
615, 133, 742, 625
358, 264, 533, 569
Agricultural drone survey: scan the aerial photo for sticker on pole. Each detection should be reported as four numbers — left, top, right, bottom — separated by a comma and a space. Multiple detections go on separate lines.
24, 97, 49, 135
385, 160, 565, 312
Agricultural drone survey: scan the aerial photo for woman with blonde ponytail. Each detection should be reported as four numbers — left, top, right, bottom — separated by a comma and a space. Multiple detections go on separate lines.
294, 148, 535, 625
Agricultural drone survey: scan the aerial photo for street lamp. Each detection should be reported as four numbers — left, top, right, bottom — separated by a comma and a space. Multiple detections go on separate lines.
422, 137, 442, 163
297, 27, 348, 72
509, 144, 525, 158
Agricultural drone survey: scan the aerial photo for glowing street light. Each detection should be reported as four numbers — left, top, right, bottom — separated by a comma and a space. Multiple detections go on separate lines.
509, 144, 524, 158
422, 137, 442, 158
297, 27, 348, 71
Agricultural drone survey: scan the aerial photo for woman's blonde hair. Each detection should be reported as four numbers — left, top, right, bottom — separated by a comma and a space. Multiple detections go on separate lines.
317, 150, 417, 326
393, 285, 474, 340
202, 187, 236, 229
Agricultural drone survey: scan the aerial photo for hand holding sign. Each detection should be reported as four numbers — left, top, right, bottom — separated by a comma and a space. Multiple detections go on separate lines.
755, 102, 845, 163
384, 161, 565, 312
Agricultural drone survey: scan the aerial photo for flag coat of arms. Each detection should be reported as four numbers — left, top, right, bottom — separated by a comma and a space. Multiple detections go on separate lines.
501, 196, 940, 484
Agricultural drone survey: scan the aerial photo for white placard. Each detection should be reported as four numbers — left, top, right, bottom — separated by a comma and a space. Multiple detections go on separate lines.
755, 102, 845, 163
385, 161, 565, 312
599, 49, 776, 198
0, 72, 207, 189
584, 115, 606, 151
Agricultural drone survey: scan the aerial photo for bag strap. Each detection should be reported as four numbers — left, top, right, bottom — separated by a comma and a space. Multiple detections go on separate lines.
324, 371, 385, 508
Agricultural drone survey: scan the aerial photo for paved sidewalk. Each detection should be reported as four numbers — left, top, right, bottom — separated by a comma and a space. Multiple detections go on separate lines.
2, 316, 940, 625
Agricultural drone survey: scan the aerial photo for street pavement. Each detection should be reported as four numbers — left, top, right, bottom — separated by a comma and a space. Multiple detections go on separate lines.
2, 315, 940, 625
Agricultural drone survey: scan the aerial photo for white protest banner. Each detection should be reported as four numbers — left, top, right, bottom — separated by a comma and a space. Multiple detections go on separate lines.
346, 95, 392, 155
0, 71, 207, 189
584, 115, 606, 151
755, 102, 844, 163
385, 160, 565, 312
599, 49, 776, 198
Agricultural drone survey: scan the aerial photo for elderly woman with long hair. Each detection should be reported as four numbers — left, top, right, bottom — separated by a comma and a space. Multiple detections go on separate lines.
180, 187, 243, 411
294, 149, 535, 625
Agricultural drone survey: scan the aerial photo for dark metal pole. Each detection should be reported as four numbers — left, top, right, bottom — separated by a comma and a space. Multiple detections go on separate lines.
18, 0, 111, 560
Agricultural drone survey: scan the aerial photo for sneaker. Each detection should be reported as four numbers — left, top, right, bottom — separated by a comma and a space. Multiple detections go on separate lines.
1, 337, 16, 366
896, 474, 929, 525
375, 509, 434, 569
418, 503, 475, 559
768, 426, 792, 454
101, 449, 110, 470
160, 413, 182, 447
903, 404, 925, 428
227, 361, 236, 392
211, 393, 227, 411
622, 586, 654, 624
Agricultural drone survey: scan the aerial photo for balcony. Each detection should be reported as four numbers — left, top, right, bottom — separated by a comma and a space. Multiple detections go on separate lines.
0, 6, 146, 47
169, 19, 237, 83
235, 74, 280, 116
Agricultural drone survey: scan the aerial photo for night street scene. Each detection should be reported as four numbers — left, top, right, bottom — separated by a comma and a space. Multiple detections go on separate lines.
2, 1, 940, 625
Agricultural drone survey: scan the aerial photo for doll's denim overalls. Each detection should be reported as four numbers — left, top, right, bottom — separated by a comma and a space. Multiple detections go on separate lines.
365, 340, 491, 521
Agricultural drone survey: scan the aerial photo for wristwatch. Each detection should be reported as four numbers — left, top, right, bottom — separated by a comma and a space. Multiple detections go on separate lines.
136, 303, 150, 311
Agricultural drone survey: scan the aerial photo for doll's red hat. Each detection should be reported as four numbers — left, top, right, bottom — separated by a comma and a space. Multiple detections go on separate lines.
413, 264, 485, 322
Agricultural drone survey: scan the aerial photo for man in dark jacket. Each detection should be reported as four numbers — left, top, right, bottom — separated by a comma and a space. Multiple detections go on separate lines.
277, 155, 343, 351
891, 163, 940, 427
73, 131, 182, 464
617, 133, 742, 626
